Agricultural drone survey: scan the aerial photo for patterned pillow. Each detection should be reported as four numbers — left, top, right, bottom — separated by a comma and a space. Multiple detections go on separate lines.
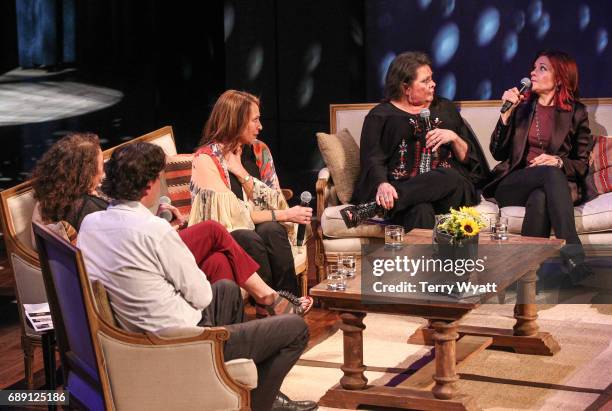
165, 154, 194, 217
586, 135, 612, 200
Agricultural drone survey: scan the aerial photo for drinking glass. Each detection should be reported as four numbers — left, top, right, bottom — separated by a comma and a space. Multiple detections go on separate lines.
491, 216, 509, 240
326, 263, 347, 291
339, 253, 356, 278
385, 225, 404, 248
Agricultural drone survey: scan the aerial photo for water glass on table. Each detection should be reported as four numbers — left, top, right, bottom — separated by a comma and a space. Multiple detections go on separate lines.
326, 263, 347, 291
339, 253, 356, 278
385, 225, 404, 249
491, 216, 509, 240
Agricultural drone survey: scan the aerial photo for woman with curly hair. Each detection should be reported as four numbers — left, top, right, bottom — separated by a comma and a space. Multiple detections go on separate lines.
32, 132, 106, 231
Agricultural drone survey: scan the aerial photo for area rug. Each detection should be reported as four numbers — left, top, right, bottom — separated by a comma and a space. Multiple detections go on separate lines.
281, 304, 612, 410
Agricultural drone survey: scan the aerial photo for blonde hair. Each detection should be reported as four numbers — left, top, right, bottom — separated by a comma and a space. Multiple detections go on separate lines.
200, 90, 260, 154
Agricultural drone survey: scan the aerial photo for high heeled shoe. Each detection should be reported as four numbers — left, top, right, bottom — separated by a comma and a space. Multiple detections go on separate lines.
339, 201, 387, 228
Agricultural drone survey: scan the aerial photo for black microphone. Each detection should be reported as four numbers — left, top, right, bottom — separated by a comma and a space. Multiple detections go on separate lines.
158, 195, 173, 222
500, 77, 531, 114
296, 191, 312, 246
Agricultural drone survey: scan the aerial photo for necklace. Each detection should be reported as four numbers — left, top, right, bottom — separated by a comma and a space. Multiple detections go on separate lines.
534, 104, 545, 151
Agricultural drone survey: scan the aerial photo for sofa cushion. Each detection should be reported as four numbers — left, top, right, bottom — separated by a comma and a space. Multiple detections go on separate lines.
316, 129, 360, 204
586, 135, 612, 200
165, 154, 194, 217
501, 192, 612, 235
321, 205, 385, 238
322, 197, 499, 239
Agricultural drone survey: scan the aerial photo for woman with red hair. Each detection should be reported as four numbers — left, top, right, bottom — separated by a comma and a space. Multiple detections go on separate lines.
484, 50, 593, 283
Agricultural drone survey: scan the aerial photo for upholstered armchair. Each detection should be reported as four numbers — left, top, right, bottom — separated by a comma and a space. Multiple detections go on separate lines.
33, 222, 257, 411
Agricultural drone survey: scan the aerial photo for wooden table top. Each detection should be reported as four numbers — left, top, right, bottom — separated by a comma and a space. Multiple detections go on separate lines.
311, 229, 564, 319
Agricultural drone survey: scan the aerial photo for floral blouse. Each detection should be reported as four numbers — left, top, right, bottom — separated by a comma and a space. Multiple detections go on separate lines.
188, 141, 297, 243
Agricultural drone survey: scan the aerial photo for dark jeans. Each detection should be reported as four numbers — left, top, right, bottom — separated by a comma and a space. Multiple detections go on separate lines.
231, 221, 300, 295
494, 166, 581, 245
199, 280, 308, 411
390, 168, 476, 231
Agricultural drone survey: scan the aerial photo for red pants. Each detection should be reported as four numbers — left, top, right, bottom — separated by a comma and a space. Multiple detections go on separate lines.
179, 221, 259, 286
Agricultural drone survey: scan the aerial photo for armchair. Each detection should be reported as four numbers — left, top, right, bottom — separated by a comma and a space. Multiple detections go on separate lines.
0, 126, 178, 389
33, 222, 256, 411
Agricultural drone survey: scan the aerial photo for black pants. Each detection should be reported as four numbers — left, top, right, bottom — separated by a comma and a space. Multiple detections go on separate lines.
390, 168, 477, 231
231, 222, 300, 295
199, 280, 309, 411
494, 166, 581, 245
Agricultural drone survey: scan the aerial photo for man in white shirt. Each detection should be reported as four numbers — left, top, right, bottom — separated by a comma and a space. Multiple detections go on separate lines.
78, 142, 316, 411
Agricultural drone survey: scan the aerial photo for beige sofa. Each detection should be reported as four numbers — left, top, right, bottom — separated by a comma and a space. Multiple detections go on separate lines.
315, 99, 612, 281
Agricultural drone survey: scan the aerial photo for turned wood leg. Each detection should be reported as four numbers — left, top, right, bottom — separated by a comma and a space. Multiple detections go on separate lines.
431, 321, 459, 400
339, 311, 368, 390
513, 269, 539, 337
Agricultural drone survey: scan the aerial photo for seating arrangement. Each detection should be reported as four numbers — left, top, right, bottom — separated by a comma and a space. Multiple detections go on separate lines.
0, 126, 309, 389
33, 221, 256, 410
314, 99, 612, 281
0, 126, 177, 389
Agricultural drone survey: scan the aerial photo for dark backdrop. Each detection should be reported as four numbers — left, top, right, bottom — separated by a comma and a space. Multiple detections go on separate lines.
1, 0, 610, 193
365, 0, 611, 101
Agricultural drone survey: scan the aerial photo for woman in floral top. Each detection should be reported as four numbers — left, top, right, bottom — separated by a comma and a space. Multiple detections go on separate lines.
190, 90, 313, 311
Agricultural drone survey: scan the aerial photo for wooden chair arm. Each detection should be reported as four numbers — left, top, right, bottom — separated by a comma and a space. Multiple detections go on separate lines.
281, 188, 293, 201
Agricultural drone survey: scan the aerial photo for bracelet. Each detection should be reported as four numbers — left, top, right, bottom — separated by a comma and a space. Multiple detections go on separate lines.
271, 209, 276, 222
240, 174, 251, 184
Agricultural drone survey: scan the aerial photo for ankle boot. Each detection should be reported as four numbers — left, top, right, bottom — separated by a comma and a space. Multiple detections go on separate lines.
340, 201, 386, 228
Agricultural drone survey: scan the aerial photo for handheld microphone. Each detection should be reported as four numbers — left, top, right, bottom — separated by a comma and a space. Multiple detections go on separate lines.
296, 191, 312, 246
419, 108, 432, 131
500, 77, 531, 114
158, 195, 173, 222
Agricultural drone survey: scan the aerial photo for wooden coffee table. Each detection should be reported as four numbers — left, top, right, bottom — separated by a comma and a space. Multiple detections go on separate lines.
310, 229, 564, 410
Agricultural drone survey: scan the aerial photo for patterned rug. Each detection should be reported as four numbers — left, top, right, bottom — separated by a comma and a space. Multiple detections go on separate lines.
281, 304, 612, 410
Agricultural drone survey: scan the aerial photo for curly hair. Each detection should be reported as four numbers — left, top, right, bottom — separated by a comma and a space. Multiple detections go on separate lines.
383, 51, 432, 101
32, 133, 101, 223
199, 89, 260, 154
102, 142, 166, 201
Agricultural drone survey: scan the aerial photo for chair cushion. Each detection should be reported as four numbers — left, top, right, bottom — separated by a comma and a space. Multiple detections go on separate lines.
165, 154, 194, 217
501, 192, 612, 235
316, 129, 360, 204
224, 358, 258, 389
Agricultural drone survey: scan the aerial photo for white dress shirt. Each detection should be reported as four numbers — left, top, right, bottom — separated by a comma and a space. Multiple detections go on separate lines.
77, 201, 212, 333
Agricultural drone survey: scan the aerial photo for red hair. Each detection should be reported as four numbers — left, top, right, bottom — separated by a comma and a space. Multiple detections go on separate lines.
532, 50, 579, 111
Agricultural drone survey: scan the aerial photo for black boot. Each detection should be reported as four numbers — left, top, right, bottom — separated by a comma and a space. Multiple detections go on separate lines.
560, 244, 594, 286
339, 201, 387, 228
271, 391, 318, 411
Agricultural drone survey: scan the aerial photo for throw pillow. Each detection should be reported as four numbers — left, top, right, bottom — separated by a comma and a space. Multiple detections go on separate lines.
165, 153, 194, 217
586, 135, 612, 200
316, 128, 360, 204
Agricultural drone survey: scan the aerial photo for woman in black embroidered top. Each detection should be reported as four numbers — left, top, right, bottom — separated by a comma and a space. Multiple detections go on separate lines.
483, 50, 593, 283
350, 51, 489, 230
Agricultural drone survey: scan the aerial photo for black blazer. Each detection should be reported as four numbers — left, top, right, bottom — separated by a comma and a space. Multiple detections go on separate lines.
483, 99, 592, 200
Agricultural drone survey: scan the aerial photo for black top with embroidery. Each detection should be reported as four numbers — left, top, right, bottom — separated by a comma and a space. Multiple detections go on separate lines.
351, 97, 490, 203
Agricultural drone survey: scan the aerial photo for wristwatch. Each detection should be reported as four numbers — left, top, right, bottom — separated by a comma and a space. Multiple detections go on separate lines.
240, 174, 251, 184
556, 157, 563, 168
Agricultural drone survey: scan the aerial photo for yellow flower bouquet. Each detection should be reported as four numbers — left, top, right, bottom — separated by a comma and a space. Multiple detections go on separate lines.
435, 207, 488, 244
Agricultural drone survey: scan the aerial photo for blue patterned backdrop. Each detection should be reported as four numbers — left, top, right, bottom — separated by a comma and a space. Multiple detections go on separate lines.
366, 0, 611, 101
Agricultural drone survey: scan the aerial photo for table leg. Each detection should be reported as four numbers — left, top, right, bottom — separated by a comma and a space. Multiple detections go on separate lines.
431, 321, 459, 400
339, 311, 368, 390
513, 269, 539, 337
